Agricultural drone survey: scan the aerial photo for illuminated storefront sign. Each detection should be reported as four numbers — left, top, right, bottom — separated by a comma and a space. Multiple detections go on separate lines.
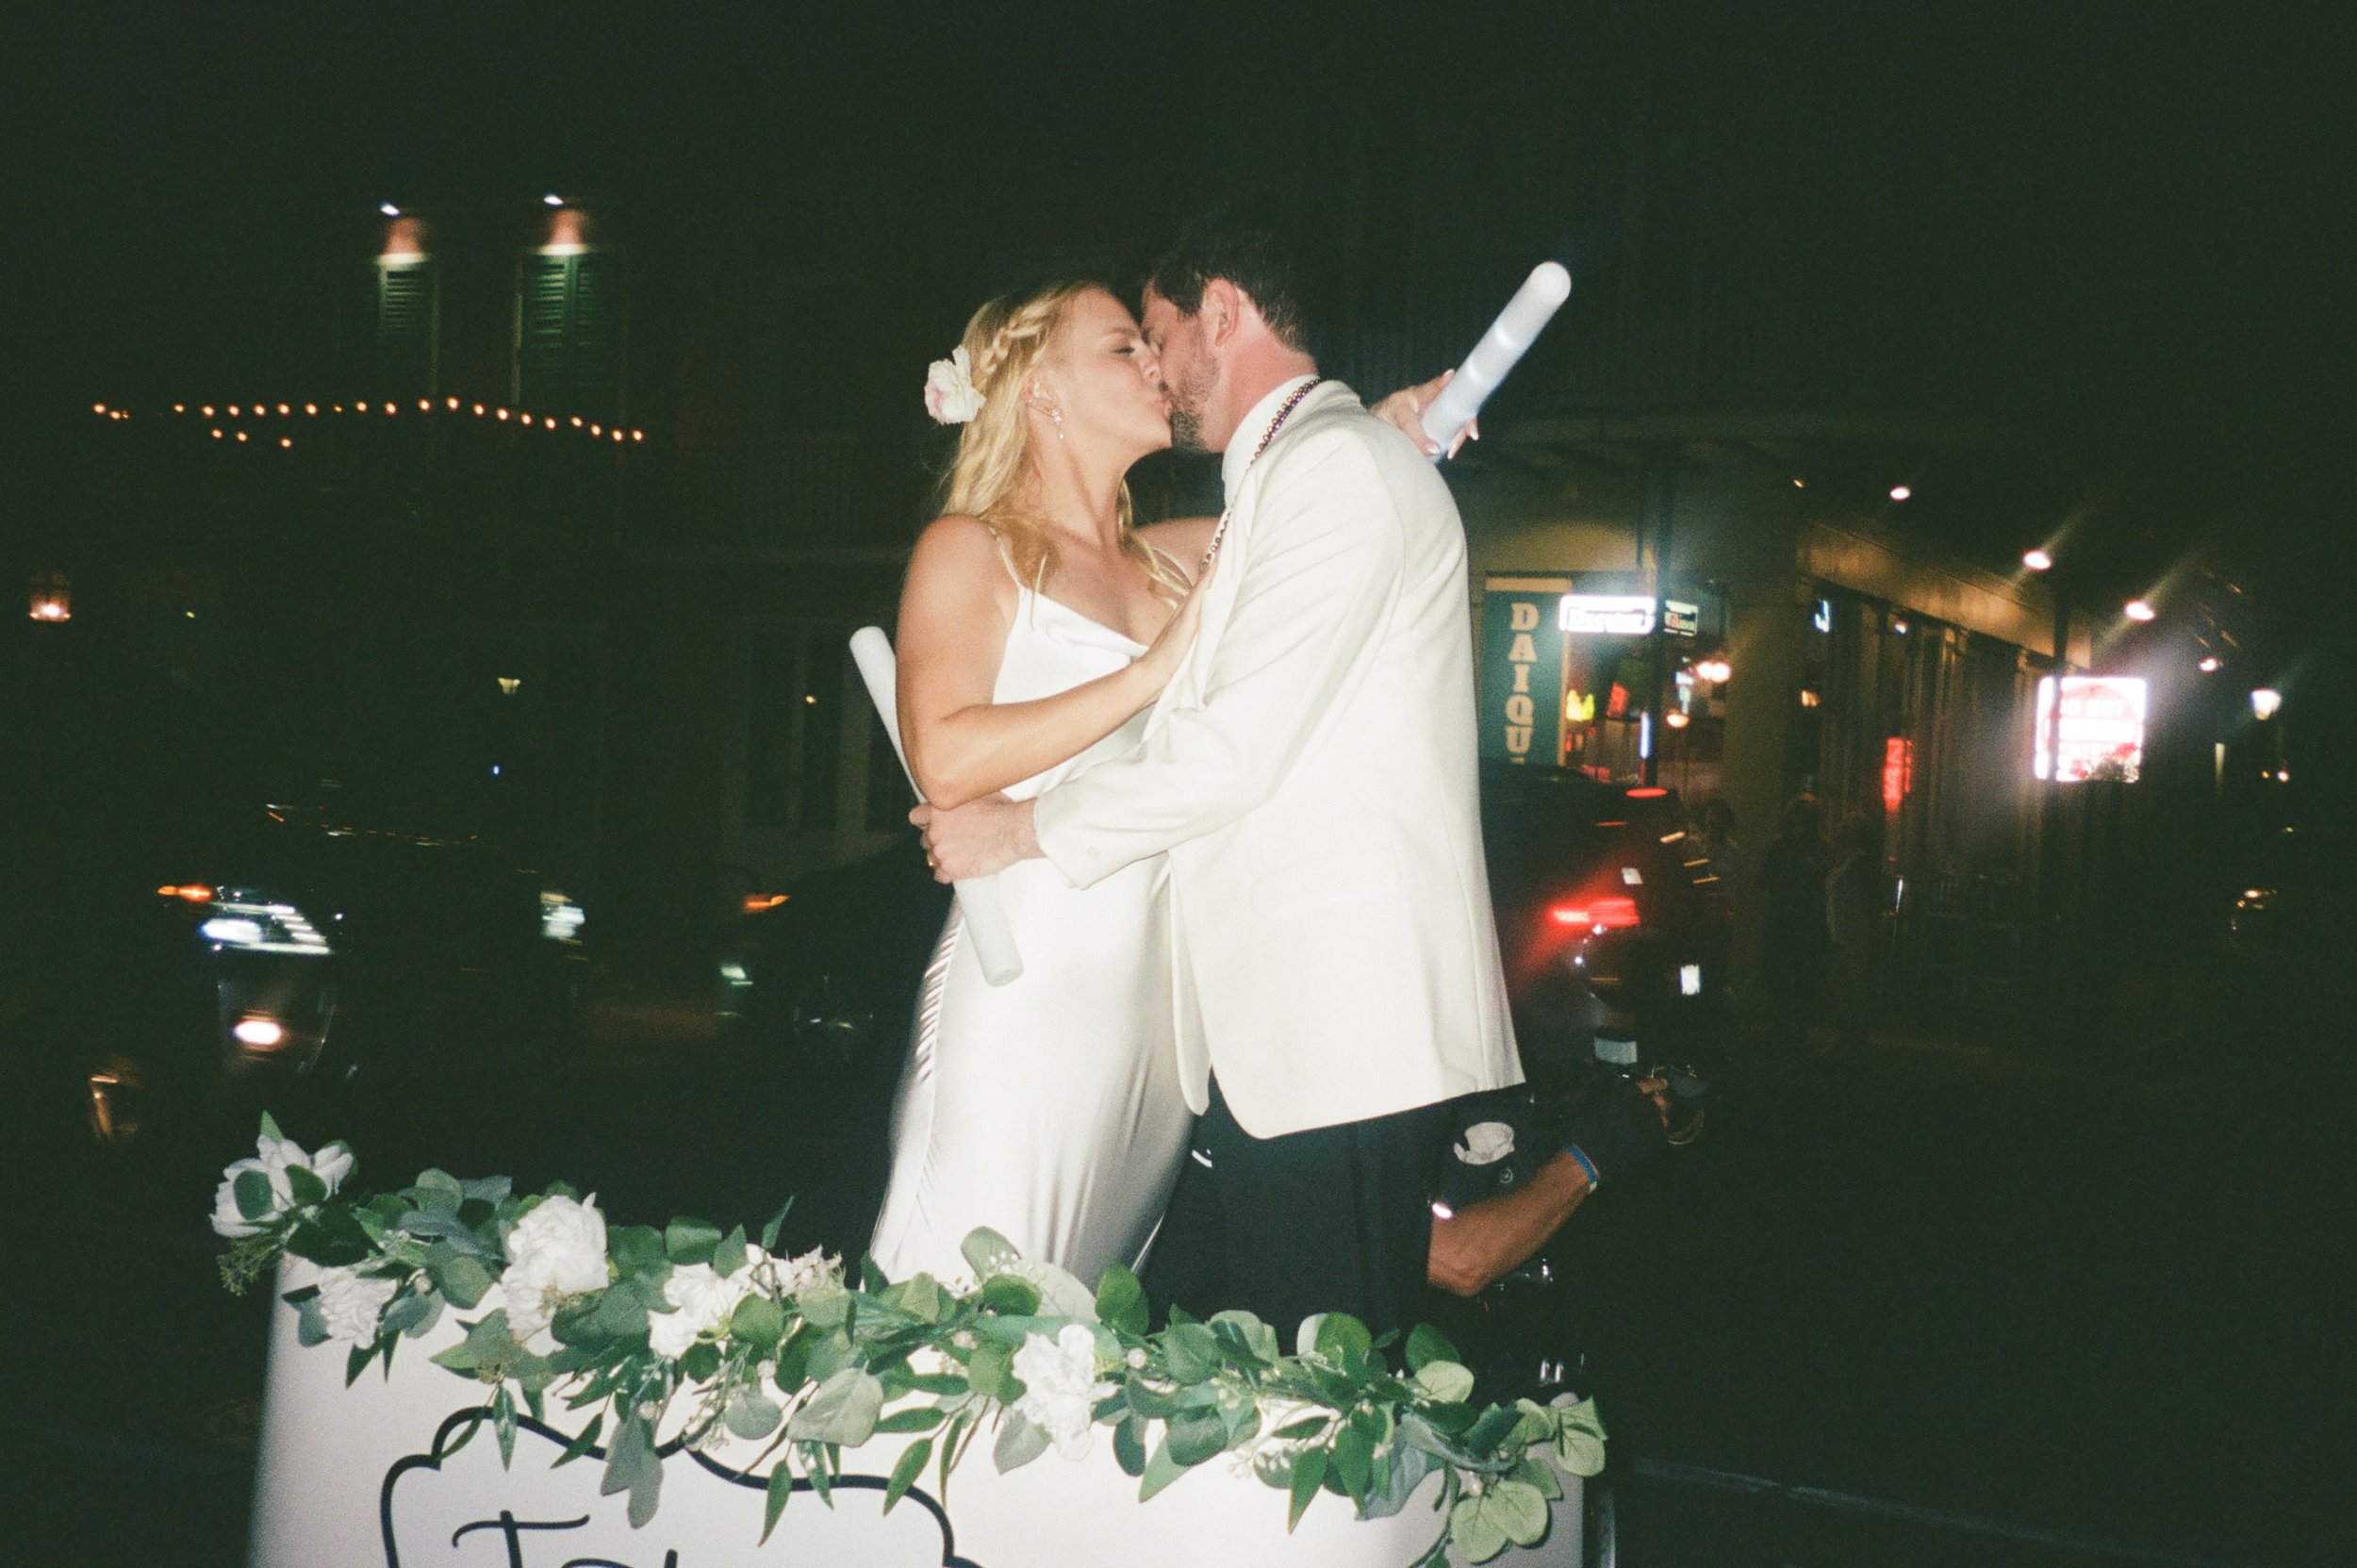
1559, 594, 1656, 635
1480, 577, 1571, 764
1661, 600, 1700, 637
2034, 675, 2149, 783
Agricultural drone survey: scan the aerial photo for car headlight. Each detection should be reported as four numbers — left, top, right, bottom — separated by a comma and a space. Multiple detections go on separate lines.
540, 891, 586, 943
199, 890, 334, 957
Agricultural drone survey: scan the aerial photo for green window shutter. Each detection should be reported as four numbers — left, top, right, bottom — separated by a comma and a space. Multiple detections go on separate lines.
375, 258, 438, 398
514, 250, 626, 419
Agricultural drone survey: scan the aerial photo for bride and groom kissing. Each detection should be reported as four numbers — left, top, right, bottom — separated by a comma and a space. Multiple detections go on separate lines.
868, 202, 1524, 1344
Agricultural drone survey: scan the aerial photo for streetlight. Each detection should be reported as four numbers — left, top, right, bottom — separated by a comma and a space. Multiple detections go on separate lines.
1693, 657, 1732, 683
27, 570, 71, 622
1888, 485, 1912, 502
2250, 688, 2282, 720
2198, 655, 2221, 673
2023, 548, 2053, 572
2123, 599, 2157, 622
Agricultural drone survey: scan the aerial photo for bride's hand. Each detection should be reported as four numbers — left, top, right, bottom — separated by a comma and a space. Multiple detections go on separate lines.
1372, 369, 1478, 459
1137, 551, 1220, 687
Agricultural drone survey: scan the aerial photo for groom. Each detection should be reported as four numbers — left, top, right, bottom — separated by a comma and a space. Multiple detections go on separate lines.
916, 204, 1522, 1338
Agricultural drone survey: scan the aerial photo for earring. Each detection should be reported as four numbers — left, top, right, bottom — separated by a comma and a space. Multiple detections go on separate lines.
1050, 405, 1065, 441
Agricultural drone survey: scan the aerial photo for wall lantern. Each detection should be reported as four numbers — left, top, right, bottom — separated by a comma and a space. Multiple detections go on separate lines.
27, 570, 70, 622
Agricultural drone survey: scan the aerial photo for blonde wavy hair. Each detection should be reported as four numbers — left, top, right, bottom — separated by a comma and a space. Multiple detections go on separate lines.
940, 281, 1189, 603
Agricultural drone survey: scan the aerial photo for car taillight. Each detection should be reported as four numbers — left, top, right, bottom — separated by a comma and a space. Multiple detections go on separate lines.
1548, 895, 1640, 930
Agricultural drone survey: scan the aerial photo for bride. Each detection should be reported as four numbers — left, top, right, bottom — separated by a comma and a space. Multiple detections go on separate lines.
867, 279, 1453, 1287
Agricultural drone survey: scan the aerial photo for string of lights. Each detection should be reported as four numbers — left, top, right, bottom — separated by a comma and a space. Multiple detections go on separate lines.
89, 399, 645, 446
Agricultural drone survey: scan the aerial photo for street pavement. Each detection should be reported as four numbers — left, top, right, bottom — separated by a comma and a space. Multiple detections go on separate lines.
6, 962, 2343, 1566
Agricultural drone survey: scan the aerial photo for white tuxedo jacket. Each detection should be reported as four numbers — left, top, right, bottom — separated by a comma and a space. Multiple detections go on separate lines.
1032, 379, 1523, 1138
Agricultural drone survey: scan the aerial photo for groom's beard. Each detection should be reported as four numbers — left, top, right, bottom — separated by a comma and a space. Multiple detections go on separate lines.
1165, 357, 1216, 454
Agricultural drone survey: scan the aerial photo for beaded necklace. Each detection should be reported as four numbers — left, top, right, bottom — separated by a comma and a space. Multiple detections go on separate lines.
1201, 377, 1323, 564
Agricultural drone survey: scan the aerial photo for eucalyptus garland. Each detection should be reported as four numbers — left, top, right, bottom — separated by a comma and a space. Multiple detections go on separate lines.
214, 1115, 1604, 1565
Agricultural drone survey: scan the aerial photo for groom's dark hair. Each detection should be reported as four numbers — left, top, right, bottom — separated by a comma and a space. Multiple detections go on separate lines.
1145, 198, 1316, 355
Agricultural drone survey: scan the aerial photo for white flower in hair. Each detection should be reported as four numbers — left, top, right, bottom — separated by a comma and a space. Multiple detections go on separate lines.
923, 345, 986, 425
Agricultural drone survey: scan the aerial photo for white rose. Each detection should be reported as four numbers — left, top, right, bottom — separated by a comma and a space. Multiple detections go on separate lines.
211, 1157, 277, 1238
316, 1266, 400, 1345
499, 1194, 610, 1339
1012, 1325, 1113, 1461
211, 1131, 356, 1237
646, 1262, 754, 1362
923, 346, 987, 425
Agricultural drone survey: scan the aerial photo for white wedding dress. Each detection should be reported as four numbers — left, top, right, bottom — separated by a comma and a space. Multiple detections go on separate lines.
868, 583, 1192, 1288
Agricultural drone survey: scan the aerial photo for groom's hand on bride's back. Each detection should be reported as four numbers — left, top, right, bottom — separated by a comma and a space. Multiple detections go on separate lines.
913, 795, 1041, 883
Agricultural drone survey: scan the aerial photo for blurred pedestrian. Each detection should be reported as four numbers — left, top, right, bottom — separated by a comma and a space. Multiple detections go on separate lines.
1759, 793, 1828, 1064
1825, 810, 1884, 1056
1693, 798, 1740, 883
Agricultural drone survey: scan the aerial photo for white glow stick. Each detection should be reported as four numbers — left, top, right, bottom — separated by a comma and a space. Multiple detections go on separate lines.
849, 627, 1024, 985
1418, 260, 1574, 457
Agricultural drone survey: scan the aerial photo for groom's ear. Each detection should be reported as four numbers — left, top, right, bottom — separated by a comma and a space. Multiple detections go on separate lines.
1199, 277, 1244, 348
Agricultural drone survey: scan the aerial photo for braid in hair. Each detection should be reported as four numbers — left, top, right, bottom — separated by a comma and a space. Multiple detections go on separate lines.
939, 282, 1186, 603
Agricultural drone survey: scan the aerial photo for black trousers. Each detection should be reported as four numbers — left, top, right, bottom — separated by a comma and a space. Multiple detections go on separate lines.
1140, 1079, 1447, 1345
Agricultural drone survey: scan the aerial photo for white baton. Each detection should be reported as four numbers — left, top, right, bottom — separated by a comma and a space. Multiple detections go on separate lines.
1419, 261, 1574, 457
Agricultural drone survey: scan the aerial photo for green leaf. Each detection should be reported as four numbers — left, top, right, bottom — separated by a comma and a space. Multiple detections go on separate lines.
761, 1461, 794, 1543
1450, 1492, 1508, 1563
682, 1343, 722, 1383
1287, 1446, 1329, 1531
1162, 1322, 1221, 1384
1462, 1404, 1525, 1457
553, 1411, 602, 1468
344, 1342, 376, 1386
964, 1340, 1013, 1401
1320, 1311, 1376, 1367
980, 1275, 1041, 1316
284, 1204, 373, 1267
1094, 1263, 1148, 1337
1490, 1477, 1552, 1547
1113, 1411, 1147, 1477
724, 1391, 783, 1442
1138, 1433, 1189, 1502
665, 1215, 723, 1266
382, 1287, 443, 1340
759, 1199, 794, 1255
960, 1227, 1023, 1279
801, 1443, 833, 1509
799, 1280, 850, 1329
285, 1164, 329, 1209
787, 1367, 884, 1446
426, 1246, 497, 1310
1413, 1360, 1476, 1405
772, 1324, 814, 1391
1332, 1423, 1375, 1499
1405, 1322, 1459, 1375
731, 1294, 787, 1351
410, 1168, 465, 1207
1208, 1310, 1280, 1366
257, 1110, 285, 1141
883, 1436, 932, 1513
492, 1385, 518, 1469
1164, 1407, 1226, 1468
714, 1224, 750, 1277
872, 1407, 946, 1435
1360, 1441, 1438, 1520
992, 1412, 1051, 1473
1121, 1372, 1185, 1419
1552, 1396, 1607, 1477
233, 1169, 276, 1221
609, 1225, 668, 1279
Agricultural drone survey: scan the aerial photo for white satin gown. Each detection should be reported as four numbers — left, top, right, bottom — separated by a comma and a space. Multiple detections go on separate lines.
868, 585, 1193, 1288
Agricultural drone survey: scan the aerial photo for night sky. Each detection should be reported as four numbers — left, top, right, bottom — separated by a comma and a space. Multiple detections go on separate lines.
6, 3, 2347, 621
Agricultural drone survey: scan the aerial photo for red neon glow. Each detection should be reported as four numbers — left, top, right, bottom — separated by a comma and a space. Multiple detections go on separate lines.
1883, 736, 1914, 815
1549, 895, 1640, 930
1625, 786, 1669, 799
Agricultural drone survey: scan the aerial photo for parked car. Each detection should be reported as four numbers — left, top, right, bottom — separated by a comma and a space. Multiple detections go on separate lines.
3, 796, 590, 1148
1477, 761, 1728, 1080
718, 763, 1727, 1082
